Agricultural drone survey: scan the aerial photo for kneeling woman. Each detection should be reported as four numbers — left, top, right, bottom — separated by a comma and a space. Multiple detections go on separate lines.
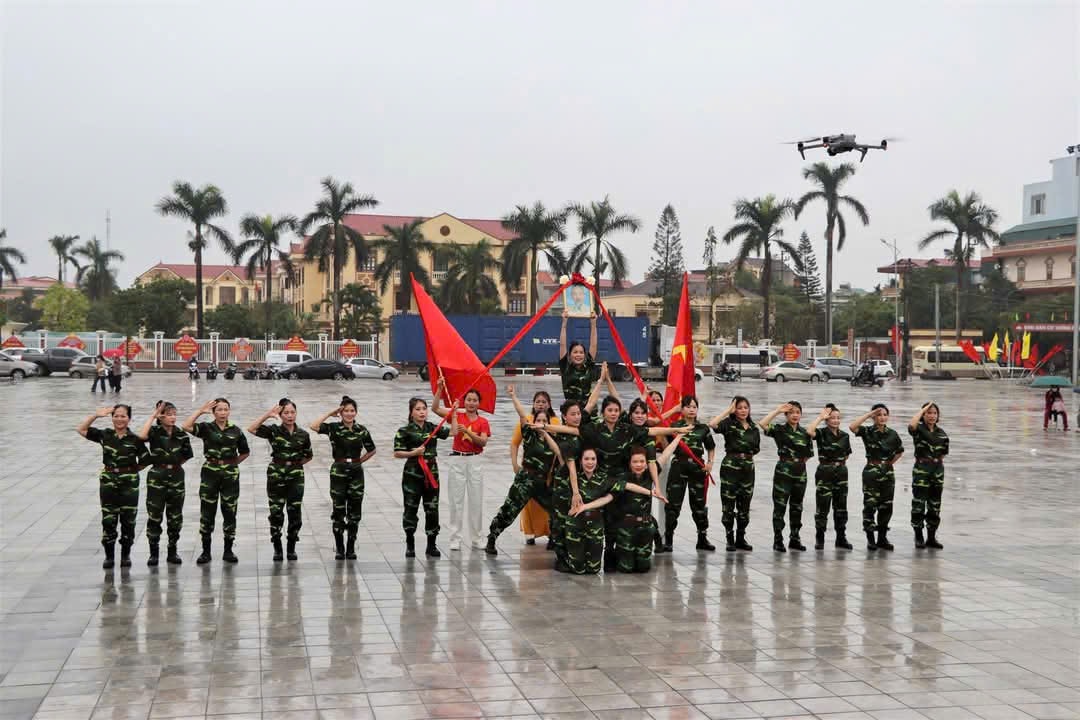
78, 405, 150, 569
613, 443, 676, 573
394, 397, 456, 558
249, 398, 313, 562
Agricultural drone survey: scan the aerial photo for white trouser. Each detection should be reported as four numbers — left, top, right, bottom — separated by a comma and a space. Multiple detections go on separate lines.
446, 453, 484, 546
654, 462, 672, 535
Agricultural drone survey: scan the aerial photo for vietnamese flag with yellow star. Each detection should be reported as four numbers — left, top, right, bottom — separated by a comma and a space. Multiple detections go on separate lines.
662, 273, 696, 420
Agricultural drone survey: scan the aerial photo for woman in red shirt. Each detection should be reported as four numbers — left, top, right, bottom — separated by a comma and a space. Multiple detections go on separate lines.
433, 378, 491, 551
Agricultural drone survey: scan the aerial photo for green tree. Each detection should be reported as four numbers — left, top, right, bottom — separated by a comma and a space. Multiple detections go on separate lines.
0, 229, 27, 293
793, 162, 870, 346
4, 288, 42, 329
499, 202, 567, 315
48, 234, 81, 283
205, 303, 258, 338
647, 204, 685, 324
95, 278, 196, 336
713, 301, 764, 344
155, 182, 234, 338
569, 196, 641, 303
703, 226, 721, 342
794, 231, 823, 305
833, 292, 894, 339
35, 284, 89, 330
438, 240, 501, 313
918, 190, 1000, 341
234, 213, 297, 333
900, 266, 957, 330
721, 195, 799, 339
73, 236, 124, 301
333, 283, 383, 338
372, 220, 434, 314
298, 177, 379, 340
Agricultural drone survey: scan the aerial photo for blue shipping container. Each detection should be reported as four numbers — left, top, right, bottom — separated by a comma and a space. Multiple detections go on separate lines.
390, 315, 650, 366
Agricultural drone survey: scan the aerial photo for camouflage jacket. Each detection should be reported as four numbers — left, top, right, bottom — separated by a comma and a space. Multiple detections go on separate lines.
578, 467, 625, 504
714, 416, 761, 457
813, 427, 851, 462
908, 423, 949, 461
764, 422, 814, 462
581, 415, 636, 474
85, 427, 150, 470
671, 419, 716, 465
520, 423, 557, 476
559, 351, 596, 402
394, 421, 450, 467
318, 421, 376, 460
255, 424, 313, 464
192, 421, 250, 463
854, 424, 904, 462
146, 424, 194, 466
612, 470, 651, 516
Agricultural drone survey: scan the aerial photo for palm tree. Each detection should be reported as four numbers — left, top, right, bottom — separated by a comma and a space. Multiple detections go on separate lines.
74, 236, 125, 301
919, 190, 1000, 341
371, 220, 435, 314
499, 202, 567, 315
234, 214, 297, 333
569, 196, 641, 305
0, 229, 27, 293
155, 182, 233, 338
439, 240, 501, 313
793, 162, 870, 347
298, 177, 379, 339
48, 235, 81, 283
721, 195, 799, 339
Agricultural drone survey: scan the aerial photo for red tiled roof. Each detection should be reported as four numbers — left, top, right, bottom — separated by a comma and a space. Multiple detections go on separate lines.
294, 213, 516, 254
876, 258, 980, 273
141, 263, 258, 283
2, 276, 75, 289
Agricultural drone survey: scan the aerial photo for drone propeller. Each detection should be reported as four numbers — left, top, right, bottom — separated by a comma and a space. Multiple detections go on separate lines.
880, 136, 903, 142
782, 137, 823, 145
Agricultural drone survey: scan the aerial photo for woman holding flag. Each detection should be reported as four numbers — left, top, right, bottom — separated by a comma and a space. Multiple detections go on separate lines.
663, 396, 717, 552
394, 396, 458, 558
433, 376, 491, 552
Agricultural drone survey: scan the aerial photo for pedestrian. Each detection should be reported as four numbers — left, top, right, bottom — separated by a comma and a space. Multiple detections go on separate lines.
136, 401, 193, 566
108, 358, 123, 392
613, 443, 676, 573
558, 308, 598, 402
849, 404, 904, 551
664, 396, 717, 552
908, 402, 949, 550
1044, 388, 1069, 431
510, 390, 560, 547
310, 395, 376, 561
248, 398, 313, 562
806, 404, 853, 550
393, 396, 455, 558
77, 404, 149, 569
433, 378, 491, 552
709, 396, 760, 552
182, 398, 250, 564
758, 401, 814, 553
92, 355, 108, 392
550, 399, 583, 572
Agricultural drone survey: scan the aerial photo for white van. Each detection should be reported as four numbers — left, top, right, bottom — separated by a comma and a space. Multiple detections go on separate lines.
711, 347, 779, 377
266, 350, 313, 372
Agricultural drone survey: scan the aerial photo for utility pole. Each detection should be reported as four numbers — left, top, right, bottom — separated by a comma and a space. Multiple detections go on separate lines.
934, 283, 941, 371
1067, 144, 1080, 386
881, 238, 902, 378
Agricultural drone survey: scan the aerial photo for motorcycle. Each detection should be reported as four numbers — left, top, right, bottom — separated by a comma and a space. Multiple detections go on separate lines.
206, 363, 219, 380
187, 360, 199, 380
223, 362, 237, 380
850, 363, 883, 388
259, 367, 279, 380
243, 366, 260, 380
714, 365, 741, 382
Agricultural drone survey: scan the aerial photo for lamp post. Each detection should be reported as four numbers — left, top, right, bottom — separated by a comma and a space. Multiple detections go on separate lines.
881, 238, 902, 377
1067, 144, 1080, 386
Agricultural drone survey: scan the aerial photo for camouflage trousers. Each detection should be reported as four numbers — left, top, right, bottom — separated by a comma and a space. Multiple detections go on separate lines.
200, 464, 240, 540
911, 461, 945, 530
402, 465, 440, 536
719, 457, 755, 531
550, 474, 572, 570
563, 509, 605, 574
814, 464, 849, 532
145, 468, 185, 544
330, 462, 365, 534
665, 460, 709, 533
615, 514, 655, 573
772, 461, 808, 535
489, 468, 552, 538
267, 464, 305, 542
861, 464, 895, 532
100, 470, 139, 547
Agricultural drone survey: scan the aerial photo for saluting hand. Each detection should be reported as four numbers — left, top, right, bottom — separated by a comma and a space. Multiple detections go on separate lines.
330, 406, 342, 418
96, 407, 114, 418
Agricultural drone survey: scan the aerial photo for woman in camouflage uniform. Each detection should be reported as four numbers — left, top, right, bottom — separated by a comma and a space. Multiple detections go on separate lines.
549, 399, 584, 572
849, 404, 904, 551
558, 309, 598, 403
806, 404, 853, 550
393, 397, 456, 558
136, 401, 194, 566
249, 398, 313, 562
759, 401, 814, 553
612, 443, 676, 572
908, 402, 948, 550
709, 396, 760, 552
78, 405, 150, 569
665, 396, 717, 552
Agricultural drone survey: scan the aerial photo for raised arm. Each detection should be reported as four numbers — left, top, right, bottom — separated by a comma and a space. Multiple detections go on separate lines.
506, 384, 529, 421
77, 407, 112, 437
583, 363, 607, 414
181, 400, 215, 433
308, 405, 341, 432
247, 404, 280, 434
758, 403, 790, 431
588, 312, 598, 358
848, 408, 877, 434
570, 493, 614, 515
431, 374, 450, 418
806, 406, 831, 439
137, 403, 164, 441
559, 309, 569, 358
909, 402, 931, 431
657, 434, 681, 468
709, 400, 737, 429
539, 430, 563, 464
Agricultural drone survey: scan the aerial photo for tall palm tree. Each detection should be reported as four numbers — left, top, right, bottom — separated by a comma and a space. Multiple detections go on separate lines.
793, 162, 869, 347
298, 177, 379, 339
48, 235, 81, 284
234, 214, 297, 332
569, 196, 640, 306
499, 202, 567, 314
0, 229, 27, 293
439, 240, 501, 313
155, 182, 233, 338
919, 190, 1000, 341
721, 195, 799, 339
371, 220, 435, 314
74, 236, 125, 301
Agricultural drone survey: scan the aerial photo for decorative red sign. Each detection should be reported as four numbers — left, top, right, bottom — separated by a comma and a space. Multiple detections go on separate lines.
1013, 323, 1072, 333
174, 334, 199, 360
1, 335, 25, 348
122, 340, 143, 359
284, 336, 308, 352
232, 338, 254, 360
58, 334, 86, 350
782, 343, 801, 361
339, 339, 360, 359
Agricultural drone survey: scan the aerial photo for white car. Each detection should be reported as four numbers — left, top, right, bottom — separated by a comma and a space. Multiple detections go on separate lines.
0, 354, 39, 379
761, 361, 825, 383
345, 357, 400, 380
869, 359, 895, 378
0, 347, 44, 361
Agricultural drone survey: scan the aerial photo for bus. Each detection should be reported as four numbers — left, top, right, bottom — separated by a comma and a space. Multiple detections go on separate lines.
912, 345, 988, 378
709, 346, 780, 378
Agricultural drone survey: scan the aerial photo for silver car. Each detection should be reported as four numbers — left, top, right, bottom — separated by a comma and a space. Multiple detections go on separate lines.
0, 354, 39, 379
761, 361, 825, 383
811, 357, 856, 381
0, 347, 44, 361
345, 357, 400, 380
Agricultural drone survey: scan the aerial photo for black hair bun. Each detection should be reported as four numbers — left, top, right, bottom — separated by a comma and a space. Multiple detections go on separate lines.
341, 395, 353, 404
279, 397, 289, 406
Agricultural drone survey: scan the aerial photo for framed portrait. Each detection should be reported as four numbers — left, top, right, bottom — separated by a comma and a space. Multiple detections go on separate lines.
562, 283, 592, 317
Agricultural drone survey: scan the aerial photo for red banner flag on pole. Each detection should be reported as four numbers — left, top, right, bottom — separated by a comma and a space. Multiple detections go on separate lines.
958, 339, 981, 364
1024, 343, 1040, 370
662, 273, 696, 419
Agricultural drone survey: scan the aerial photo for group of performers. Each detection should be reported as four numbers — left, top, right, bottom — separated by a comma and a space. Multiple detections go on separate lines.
77, 312, 951, 573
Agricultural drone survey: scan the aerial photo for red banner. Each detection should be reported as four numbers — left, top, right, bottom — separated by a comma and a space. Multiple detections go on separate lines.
122, 340, 143, 359
1024, 343, 1040, 370
1, 335, 25, 348
174, 334, 198, 360
888, 325, 900, 355
284, 336, 308, 352
958, 340, 981, 364
232, 338, 254, 360
58, 334, 85, 350
662, 274, 696, 421
782, 343, 801, 361
339, 339, 360, 359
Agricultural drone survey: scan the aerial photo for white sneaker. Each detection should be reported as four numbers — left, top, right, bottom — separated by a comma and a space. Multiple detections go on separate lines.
449, 539, 461, 551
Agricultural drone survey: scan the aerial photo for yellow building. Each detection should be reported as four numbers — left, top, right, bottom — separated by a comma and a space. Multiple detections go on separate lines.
136, 262, 268, 321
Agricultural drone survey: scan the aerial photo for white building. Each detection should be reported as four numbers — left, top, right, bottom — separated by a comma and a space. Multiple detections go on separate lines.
1022, 156, 1079, 223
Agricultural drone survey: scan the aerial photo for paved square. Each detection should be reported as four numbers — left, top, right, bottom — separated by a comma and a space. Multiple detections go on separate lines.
1, 373, 1077, 720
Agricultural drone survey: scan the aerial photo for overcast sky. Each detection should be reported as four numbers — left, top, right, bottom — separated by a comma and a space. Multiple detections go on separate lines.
2, 1, 1077, 289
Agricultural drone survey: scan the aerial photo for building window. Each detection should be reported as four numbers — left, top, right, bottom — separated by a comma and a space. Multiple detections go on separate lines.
205, 287, 214, 305
219, 286, 236, 305
241, 287, 250, 304
1045, 257, 1054, 280
1071, 255, 1077, 278
1015, 258, 1026, 283
1030, 194, 1046, 216
359, 255, 376, 272
507, 296, 526, 314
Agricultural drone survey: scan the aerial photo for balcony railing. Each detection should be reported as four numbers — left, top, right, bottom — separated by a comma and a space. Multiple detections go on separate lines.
1016, 277, 1076, 290
433, 270, 448, 282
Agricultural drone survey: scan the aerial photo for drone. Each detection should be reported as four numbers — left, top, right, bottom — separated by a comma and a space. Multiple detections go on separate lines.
788, 134, 893, 162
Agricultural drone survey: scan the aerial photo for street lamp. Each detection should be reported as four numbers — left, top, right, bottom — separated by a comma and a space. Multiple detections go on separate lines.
880, 238, 902, 377
1067, 144, 1080, 386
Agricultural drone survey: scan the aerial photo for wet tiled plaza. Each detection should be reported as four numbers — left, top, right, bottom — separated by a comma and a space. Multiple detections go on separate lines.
1, 373, 1077, 720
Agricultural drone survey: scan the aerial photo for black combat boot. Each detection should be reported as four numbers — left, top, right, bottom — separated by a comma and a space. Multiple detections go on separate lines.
405, 531, 416, 558
546, 538, 554, 551
334, 531, 346, 560
725, 531, 736, 552
914, 528, 926, 549
815, 529, 825, 550
147, 542, 159, 567
735, 524, 753, 551
834, 529, 852, 550
166, 543, 182, 565
286, 539, 298, 561
197, 535, 212, 564
663, 529, 674, 553
604, 542, 617, 570
222, 538, 238, 563
696, 532, 716, 551
484, 534, 497, 556
876, 529, 894, 551
773, 532, 787, 553
102, 542, 115, 570
654, 530, 665, 554
788, 534, 806, 551
120, 543, 132, 567
865, 529, 877, 550
345, 530, 357, 560
425, 535, 441, 558
272, 539, 283, 562
925, 528, 943, 549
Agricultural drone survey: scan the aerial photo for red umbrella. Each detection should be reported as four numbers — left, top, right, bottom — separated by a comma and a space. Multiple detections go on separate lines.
102, 348, 124, 359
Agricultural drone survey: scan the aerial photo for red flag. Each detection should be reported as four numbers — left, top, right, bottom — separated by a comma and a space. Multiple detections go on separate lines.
1024, 343, 1040, 370
889, 325, 900, 354
411, 275, 496, 414
1042, 343, 1065, 365
662, 274, 696, 420
958, 340, 981, 364
980, 342, 990, 359
1012, 340, 1022, 365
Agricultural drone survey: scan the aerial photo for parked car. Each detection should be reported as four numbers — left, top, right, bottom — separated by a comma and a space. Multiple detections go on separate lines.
345, 357, 400, 380
0, 354, 39, 379
869, 359, 895, 378
0, 347, 44, 361
68, 356, 132, 379
612, 362, 704, 383
761, 361, 825, 383
28, 347, 88, 375
811, 357, 856, 381
266, 350, 314, 373
281, 359, 354, 380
